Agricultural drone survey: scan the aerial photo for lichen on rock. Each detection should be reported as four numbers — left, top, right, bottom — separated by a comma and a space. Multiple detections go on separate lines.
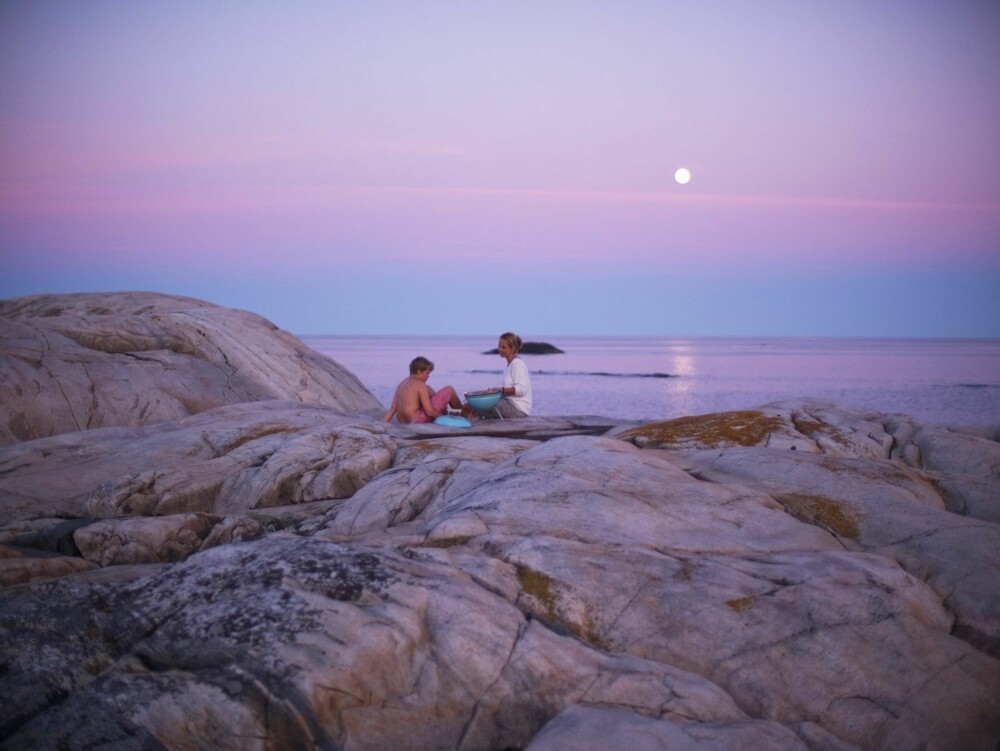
620, 410, 788, 449
1, 294, 999, 750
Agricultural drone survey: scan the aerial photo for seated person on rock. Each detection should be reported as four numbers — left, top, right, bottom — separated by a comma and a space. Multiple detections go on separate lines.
494, 331, 532, 418
383, 356, 470, 424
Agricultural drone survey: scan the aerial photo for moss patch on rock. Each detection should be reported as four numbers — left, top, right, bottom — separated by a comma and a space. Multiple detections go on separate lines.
621, 411, 786, 449
515, 564, 606, 649
517, 564, 558, 613
423, 536, 474, 549
791, 416, 856, 451
775, 493, 860, 541
674, 558, 696, 582
726, 596, 754, 613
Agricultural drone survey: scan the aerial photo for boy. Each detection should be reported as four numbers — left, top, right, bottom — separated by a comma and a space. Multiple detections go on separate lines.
383, 356, 469, 423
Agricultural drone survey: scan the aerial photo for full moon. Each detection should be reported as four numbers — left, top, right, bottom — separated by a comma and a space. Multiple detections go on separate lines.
674, 167, 692, 185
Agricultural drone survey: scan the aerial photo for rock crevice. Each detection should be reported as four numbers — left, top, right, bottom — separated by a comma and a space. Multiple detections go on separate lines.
1, 294, 998, 750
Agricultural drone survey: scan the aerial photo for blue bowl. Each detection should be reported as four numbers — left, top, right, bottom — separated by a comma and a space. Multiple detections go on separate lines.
465, 391, 502, 411
434, 415, 472, 428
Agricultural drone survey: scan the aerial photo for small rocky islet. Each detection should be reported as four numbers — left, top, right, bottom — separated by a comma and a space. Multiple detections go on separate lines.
482, 342, 565, 355
1, 292, 998, 750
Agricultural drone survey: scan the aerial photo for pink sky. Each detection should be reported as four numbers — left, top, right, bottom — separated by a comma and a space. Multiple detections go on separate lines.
1, 1, 998, 335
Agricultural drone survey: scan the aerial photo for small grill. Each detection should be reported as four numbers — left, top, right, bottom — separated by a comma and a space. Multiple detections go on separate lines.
465, 390, 503, 419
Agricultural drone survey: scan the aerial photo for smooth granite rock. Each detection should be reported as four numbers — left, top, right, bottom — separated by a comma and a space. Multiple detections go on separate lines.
0, 291, 382, 446
1, 535, 759, 750
2, 321, 998, 751
885, 414, 1000, 524
0, 544, 99, 588
674, 446, 1000, 658
73, 512, 222, 567
0, 400, 392, 577
526, 705, 817, 751
0, 400, 394, 525
312, 427, 999, 750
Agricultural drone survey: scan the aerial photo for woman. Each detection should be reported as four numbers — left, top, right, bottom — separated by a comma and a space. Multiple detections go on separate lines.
495, 332, 532, 417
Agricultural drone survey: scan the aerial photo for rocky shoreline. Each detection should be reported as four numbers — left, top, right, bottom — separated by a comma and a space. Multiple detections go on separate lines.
1, 293, 998, 750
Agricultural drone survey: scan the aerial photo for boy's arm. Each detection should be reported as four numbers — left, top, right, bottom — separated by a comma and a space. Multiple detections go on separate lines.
417, 385, 442, 418
383, 393, 398, 422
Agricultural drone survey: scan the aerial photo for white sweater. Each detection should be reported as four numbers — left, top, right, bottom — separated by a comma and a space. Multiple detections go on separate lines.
502, 357, 532, 415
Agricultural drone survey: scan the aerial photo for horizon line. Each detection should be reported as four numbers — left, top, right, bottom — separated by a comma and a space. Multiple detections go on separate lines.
307, 183, 1000, 213
4, 180, 998, 216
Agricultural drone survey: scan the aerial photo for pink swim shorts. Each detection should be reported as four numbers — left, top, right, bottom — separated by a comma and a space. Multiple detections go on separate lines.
410, 386, 457, 424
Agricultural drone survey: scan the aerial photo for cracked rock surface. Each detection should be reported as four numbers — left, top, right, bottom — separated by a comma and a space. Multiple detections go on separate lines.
2, 402, 996, 749
1, 295, 998, 751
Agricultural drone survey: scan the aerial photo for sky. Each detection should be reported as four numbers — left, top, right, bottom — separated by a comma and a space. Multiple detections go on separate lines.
1, 0, 998, 337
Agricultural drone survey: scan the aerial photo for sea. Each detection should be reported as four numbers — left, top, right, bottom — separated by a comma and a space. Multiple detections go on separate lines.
302, 336, 1000, 428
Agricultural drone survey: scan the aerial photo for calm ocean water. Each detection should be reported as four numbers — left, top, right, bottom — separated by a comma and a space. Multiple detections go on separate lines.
302, 336, 1000, 428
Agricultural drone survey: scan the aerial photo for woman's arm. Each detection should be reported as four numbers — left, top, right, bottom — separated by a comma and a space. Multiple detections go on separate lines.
504, 359, 529, 397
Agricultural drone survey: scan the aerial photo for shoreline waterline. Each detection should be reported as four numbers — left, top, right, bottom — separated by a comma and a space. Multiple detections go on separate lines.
303, 335, 1000, 428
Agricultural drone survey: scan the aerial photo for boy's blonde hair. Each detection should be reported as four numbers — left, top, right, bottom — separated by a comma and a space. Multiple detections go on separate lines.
409, 356, 434, 374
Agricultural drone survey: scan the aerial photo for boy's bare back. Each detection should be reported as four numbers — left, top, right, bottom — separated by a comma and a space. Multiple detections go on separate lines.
393, 376, 432, 423
384, 356, 465, 424
384, 374, 440, 423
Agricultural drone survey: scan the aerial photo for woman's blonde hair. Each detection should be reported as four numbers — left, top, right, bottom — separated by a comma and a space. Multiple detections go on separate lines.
499, 332, 522, 354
